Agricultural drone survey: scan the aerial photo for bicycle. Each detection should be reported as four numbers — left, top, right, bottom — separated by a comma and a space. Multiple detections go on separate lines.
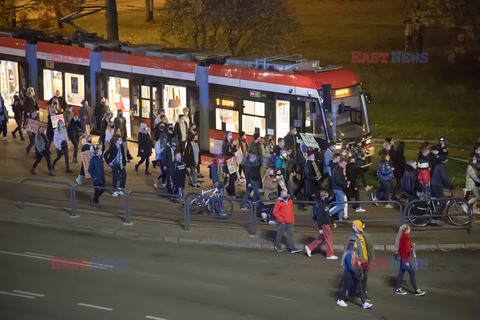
188, 186, 233, 218
406, 191, 472, 227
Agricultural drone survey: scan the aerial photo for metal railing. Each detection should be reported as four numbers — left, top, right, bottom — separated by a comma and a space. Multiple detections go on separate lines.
73, 184, 128, 221
126, 190, 186, 227
20, 178, 75, 216
327, 200, 404, 224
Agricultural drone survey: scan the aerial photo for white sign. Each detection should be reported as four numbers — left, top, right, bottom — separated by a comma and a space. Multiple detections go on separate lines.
299, 133, 320, 149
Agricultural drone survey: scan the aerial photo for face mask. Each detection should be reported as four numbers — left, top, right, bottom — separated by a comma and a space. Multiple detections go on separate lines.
269, 173, 275, 176
117, 141, 122, 146
282, 196, 288, 201
176, 157, 181, 162
118, 113, 123, 118
87, 140, 92, 144
474, 160, 478, 164
194, 139, 198, 142
59, 124, 64, 128
69, 108, 72, 112
281, 153, 287, 157
180, 119, 185, 123
96, 152, 102, 157
227, 135, 232, 140
160, 126, 165, 131
39, 129, 44, 134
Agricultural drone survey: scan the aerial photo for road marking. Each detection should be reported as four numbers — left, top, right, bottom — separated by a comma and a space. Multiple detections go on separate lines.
23, 251, 54, 258
0, 290, 36, 299
77, 303, 113, 311
0, 250, 114, 269
12, 290, 45, 297
146, 316, 169, 320
263, 294, 298, 302
194, 281, 228, 289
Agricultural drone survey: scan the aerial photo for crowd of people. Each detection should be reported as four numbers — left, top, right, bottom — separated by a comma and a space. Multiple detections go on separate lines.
2, 90, 480, 309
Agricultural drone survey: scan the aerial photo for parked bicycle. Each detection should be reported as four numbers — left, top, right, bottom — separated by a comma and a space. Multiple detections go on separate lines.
406, 191, 472, 227
188, 186, 233, 218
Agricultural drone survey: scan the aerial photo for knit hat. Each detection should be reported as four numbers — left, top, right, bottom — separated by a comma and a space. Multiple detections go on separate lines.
352, 220, 363, 232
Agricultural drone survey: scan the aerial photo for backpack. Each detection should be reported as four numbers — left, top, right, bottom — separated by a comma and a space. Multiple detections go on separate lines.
311, 203, 319, 221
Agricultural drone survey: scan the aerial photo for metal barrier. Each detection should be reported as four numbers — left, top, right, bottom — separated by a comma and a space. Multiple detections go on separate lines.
184, 192, 256, 235
20, 178, 75, 216
73, 184, 128, 222
126, 190, 186, 228
404, 197, 473, 232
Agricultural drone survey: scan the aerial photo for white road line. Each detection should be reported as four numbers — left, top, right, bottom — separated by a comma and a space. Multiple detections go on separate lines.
194, 281, 228, 289
0, 290, 36, 299
146, 316, 169, 320
77, 303, 113, 311
12, 290, 45, 297
263, 294, 298, 302
0, 250, 114, 269
23, 251, 54, 258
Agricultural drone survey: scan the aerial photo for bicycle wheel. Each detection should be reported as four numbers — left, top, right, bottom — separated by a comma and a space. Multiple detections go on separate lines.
212, 199, 233, 218
447, 200, 471, 226
189, 196, 204, 215
407, 202, 432, 227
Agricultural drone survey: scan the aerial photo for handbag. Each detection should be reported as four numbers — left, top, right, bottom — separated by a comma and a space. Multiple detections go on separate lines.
394, 253, 400, 261
268, 192, 279, 200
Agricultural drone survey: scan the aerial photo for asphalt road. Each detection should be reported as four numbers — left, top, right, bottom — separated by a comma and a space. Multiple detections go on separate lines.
0, 222, 479, 320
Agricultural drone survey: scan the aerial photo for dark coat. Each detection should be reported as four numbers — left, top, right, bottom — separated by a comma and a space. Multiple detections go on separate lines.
161, 144, 175, 168
244, 161, 261, 184
221, 139, 236, 158
114, 116, 127, 139
331, 165, 346, 190
137, 132, 152, 157
183, 140, 201, 167
23, 96, 38, 116
314, 199, 334, 228
431, 162, 454, 189
88, 155, 105, 185
67, 118, 83, 141
169, 160, 190, 188
392, 149, 407, 179
78, 106, 94, 130
104, 143, 127, 167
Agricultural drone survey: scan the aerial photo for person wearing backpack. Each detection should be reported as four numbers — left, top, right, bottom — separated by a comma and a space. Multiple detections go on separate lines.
305, 190, 338, 259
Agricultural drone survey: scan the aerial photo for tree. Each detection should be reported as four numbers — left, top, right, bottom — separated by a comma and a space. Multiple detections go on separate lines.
145, 0, 153, 22
105, 0, 119, 41
158, 0, 300, 56
404, 0, 480, 62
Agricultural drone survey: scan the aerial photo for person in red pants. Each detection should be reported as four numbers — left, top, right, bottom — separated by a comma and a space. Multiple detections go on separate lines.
305, 190, 338, 259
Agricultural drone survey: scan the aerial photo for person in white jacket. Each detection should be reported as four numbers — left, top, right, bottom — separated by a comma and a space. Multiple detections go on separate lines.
52, 120, 73, 173
464, 158, 480, 214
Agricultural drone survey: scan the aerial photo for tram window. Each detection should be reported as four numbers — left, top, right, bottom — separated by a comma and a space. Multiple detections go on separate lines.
216, 108, 238, 133
0, 60, 19, 111
163, 85, 186, 123
43, 70, 63, 101
65, 73, 84, 106
242, 115, 266, 137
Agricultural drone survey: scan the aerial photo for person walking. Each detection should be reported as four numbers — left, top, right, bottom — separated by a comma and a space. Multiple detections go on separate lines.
394, 224, 426, 296
321, 142, 336, 187
135, 123, 153, 175
155, 141, 176, 189
88, 146, 106, 209
464, 158, 480, 214
31, 127, 54, 176
104, 136, 127, 197
262, 167, 279, 224
183, 133, 201, 188
63, 105, 73, 130
222, 131, 238, 197
349, 220, 375, 301
273, 190, 301, 253
174, 114, 188, 154
284, 126, 298, 162
52, 120, 72, 173
350, 139, 372, 191
114, 109, 133, 161
76, 136, 95, 185
330, 158, 349, 220
99, 113, 110, 151
78, 99, 94, 141
337, 241, 373, 309
392, 141, 407, 201
241, 153, 262, 210
305, 190, 338, 259
237, 131, 248, 180
0, 96, 9, 143
346, 157, 366, 213
67, 114, 84, 163
11, 95, 24, 141
23, 87, 38, 128
25, 111, 40, 155
94, 97, 108, 133
371, 153, 394, 208
168, 152, 192, 201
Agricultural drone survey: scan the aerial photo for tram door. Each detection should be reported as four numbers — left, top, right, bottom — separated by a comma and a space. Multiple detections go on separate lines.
130, 79, 142, 140
139, 83, 161, 131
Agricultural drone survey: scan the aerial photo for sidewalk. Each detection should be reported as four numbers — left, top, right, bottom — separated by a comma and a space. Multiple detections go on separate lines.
1, 199, 479, 252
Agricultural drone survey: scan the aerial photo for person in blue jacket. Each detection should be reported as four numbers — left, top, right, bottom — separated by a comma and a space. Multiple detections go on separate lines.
337, 240, 373, 309
88, 146, 106, 209
371, 153, 394, 208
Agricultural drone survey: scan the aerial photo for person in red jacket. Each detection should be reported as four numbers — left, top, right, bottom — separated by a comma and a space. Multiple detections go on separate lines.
394, 224, 426, 296
273, 190, 301, 253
